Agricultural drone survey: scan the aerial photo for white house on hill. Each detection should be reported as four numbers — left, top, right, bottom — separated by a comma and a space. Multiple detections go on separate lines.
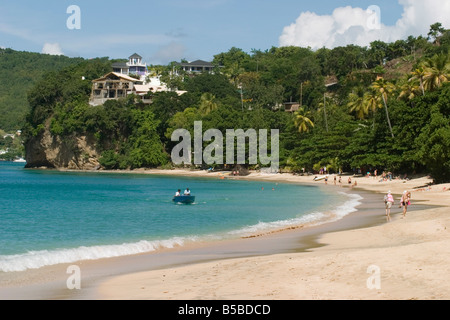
89, 70, 186, 106
112, 53, 148, 82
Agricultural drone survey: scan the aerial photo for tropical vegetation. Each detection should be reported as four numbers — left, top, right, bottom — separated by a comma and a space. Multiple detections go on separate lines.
0, 48, 84, 131
20, 23, 450, 183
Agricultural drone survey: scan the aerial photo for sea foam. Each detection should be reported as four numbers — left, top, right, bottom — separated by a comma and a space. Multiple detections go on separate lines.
0, 237, 194, 272
228, 192, 363, 237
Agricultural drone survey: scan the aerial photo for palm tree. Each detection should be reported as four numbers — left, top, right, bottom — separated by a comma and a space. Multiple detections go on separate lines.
318, 95, 334, 132
410, 66, 426, 96
199, 93, 218, 115
347, 87, 368, 120
364, 88, 382, 124
423, 54, 450, 91
371, 78, 395, 138
226, 62, 245, 87
294, 107, 314, 133
398, 80, 421, 107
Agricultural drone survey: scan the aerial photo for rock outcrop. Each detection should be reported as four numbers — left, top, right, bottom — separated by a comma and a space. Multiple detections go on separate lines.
25, 122, 101, 170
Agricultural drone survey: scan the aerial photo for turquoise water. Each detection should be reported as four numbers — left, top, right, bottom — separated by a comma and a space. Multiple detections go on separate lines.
0, 162, 360, 272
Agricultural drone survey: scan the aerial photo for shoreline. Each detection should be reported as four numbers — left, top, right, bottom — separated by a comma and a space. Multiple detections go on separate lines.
97, 170, 450, 300
1, 169, 449, 299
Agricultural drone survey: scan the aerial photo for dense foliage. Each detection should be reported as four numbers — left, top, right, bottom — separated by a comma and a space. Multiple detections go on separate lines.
22, 24, 450, 182
0, 48, 84, 131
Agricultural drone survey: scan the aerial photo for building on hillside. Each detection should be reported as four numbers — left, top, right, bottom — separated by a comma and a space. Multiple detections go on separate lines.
283, 102, 300, 113
89, 72, 143, 106
132, 82, 187, 104
89, 71, 186, 106
112, 53, 148, 81
90, 53, 192, 106
174, 60, 216, 75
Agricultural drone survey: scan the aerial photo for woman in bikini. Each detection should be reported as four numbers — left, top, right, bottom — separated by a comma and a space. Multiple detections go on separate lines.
400, 190, 410, 218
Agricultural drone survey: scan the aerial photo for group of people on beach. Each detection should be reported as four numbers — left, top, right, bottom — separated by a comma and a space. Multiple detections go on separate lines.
384, 190, 411, 222
321, 175, 358, 188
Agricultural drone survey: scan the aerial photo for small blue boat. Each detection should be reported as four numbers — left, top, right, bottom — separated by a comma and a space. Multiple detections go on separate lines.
172, 195, 195, 204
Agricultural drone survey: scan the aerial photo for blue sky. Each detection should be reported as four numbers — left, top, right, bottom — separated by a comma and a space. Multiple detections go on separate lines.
0, 1, 448, 64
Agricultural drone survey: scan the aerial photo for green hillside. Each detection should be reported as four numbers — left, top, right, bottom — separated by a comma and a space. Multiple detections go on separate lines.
0, 48, 84, 131
22, 24, 450, 182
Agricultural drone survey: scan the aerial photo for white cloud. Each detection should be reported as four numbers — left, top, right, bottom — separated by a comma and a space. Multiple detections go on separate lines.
279, 0, 450, 49
42, 43, 64, 55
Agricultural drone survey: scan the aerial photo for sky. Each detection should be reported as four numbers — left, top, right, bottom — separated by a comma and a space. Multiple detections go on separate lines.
0, 0, 449, 65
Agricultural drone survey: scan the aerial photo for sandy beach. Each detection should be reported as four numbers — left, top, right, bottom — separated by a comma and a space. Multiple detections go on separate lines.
1, 169, 449, 300
95, 170, 450, 300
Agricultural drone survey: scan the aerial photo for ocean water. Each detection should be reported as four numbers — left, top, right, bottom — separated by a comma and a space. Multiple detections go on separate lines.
0, 162, 361, 272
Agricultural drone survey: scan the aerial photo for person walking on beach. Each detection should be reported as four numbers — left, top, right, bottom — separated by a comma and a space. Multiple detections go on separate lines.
400, 190, 410, 218
384, 191, 394, 222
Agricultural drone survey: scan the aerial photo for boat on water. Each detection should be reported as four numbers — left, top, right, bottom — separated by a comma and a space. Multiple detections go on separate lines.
172, 195, 195, 204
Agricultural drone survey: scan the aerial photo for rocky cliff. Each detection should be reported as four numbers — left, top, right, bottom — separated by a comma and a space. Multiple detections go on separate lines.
25, 121, 101, 170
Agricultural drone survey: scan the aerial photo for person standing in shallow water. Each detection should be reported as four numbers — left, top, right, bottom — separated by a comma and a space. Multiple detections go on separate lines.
384, 191, 394, 222
400, 190, 410, 218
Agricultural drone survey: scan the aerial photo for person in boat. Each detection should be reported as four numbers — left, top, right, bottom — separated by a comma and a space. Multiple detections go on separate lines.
184, 188, 191, 195
175, 189, 181, 196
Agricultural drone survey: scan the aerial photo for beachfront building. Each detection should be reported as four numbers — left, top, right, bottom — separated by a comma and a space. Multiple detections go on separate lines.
89, 72, 143, 106
112, 53, 148, 82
